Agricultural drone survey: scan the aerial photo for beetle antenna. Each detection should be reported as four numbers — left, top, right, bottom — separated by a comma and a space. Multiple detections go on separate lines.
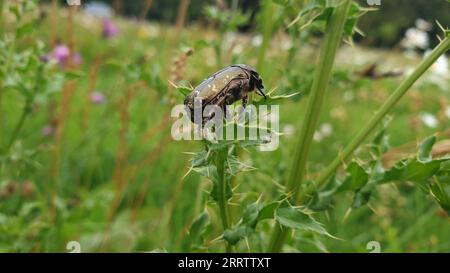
251, 73, 267, 101
257, 87, 267, 101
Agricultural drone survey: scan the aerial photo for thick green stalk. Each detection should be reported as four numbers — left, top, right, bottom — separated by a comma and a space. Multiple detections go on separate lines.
269, 0, 352, 252
298, 35, 450, 202
214, 146, 233, 252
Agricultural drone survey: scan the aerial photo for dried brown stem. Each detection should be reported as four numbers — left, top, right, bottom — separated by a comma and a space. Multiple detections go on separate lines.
81, 56, 102, 130
175, 0, 190, 33
140, 0, 153, 22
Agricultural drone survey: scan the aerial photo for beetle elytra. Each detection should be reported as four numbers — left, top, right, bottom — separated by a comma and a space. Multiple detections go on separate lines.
184, 64, 266, 124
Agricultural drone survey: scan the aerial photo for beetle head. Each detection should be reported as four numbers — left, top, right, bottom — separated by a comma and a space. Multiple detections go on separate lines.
232, 64, 265, 98
249, 71, 266, 101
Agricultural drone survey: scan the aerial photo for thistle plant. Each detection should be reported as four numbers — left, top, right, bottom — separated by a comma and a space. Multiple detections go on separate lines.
0, 0, 64, 156
267, 0, 450, 252
179, 0, 450, 251
268, 0, 354, 251
179, 84, 297, 252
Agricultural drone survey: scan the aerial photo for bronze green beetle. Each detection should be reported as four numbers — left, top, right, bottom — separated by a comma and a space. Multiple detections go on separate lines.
184, 64, 266, 124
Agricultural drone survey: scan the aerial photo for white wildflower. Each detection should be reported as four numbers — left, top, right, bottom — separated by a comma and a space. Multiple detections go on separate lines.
251, 35, 263, 47
313, 131, 323, 142
313, 123, 333, 142
415, 18, 432, 31
423, 51, 449, 90
223, 32, 237, 48
403, 49, 419, 60
282, 124, 295, 137
320, 123, 333, 137
445, 106, 450, 119
431, 54, 449, 77
401, 28, 429, 49
420, 113, 438, 128
343, 91, 354, 102
232, 44, 244, 55
280, 37, 293, 51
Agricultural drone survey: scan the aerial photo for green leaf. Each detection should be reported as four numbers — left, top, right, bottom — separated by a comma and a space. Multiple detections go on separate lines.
9, 5, 21, 20
189, 211, 210, 242
241, 202, 262, 227
275, 204, 333, 237
352, 180, 378, 208
429, 180, 450, 215
177, 86, 192, 96
223, 226, 251, 245
104, 59, 125, 70
343, 2, 370, 37
338, 161, 369, 192
308, 176, 341, 211
370, 117, 391, 157
191, 164, 232, 202
64, 70, 86, 79
253, 91, 301, 106
436, 161, 450, 184
191, 150, 210, 168
382, 159, 445, 184
258, 202, 279, 221
223, 202, 260, 245
272, 0, 290, 6
16, 22, 34, 37
223, 201, 279, 246
181, 211, 210, 251
226, 155, 256, 176
192, 165, 218, 180
418, 135, 436, 163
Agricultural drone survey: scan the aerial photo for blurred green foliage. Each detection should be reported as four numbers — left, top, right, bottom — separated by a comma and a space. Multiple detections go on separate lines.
50, 0, 450, 47
0, 0, 448, 252
356, 0, 450, 48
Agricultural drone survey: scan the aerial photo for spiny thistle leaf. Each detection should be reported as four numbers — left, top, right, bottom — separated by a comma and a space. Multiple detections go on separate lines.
176, 85, 192, 96
223, 201, 280, 245
418, 135, 436, 163
181, 211, 211, 251
308, 134, 450, 210
275, 203, 335, 238
308, 176, 341, 211
429, 180, 450, 215
338, 161, 369, 192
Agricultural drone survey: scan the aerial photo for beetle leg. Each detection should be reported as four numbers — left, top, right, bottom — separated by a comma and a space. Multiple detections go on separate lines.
223, 104, 232, 121
242, 95, 248, 108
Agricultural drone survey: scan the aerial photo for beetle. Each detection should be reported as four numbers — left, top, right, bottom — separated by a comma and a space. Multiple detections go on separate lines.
184, 64, 266, 124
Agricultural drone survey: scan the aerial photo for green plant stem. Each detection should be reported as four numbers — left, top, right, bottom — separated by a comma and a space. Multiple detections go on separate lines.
268, 0, 352, 252
0, 0, 4, 34
0, 87, 3, 144
256, 0, 275, 72
6, 103, 31, 152
214, 146, 233, 253
298, 35, 450, 202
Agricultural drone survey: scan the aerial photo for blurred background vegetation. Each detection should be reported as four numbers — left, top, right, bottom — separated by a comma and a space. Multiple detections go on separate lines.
0, 0, 449, 252
45, 0, 450, 48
